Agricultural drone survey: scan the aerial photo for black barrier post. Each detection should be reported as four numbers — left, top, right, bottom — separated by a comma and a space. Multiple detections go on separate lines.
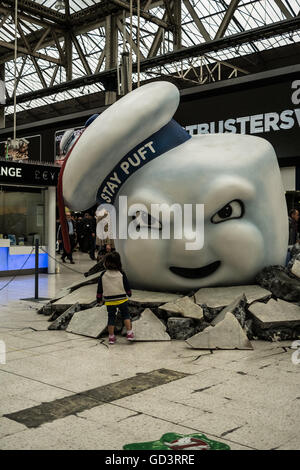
35, 239, 39, 299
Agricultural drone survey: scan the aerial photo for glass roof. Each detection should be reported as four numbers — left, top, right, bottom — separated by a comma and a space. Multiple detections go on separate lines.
2, 0, 300, 115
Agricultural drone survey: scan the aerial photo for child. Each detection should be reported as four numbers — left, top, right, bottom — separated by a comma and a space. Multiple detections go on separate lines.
96, 251, 134, 344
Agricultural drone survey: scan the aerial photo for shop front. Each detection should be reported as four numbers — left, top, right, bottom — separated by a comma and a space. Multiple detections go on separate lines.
0, 159, 60, 276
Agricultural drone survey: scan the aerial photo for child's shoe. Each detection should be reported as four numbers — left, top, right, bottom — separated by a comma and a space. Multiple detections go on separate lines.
108, 335, 116, 344
126, 331, 134, 341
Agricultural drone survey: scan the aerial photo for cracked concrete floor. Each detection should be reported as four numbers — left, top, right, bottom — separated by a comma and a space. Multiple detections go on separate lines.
0, 254, 299, 450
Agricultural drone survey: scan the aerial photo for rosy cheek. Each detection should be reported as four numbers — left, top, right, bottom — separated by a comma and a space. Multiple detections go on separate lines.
209, 221, 264, 273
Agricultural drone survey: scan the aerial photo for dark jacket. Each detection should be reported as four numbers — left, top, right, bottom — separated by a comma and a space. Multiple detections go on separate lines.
57, 219, 76, 240
78, 217, 96, 238
289, 216, 298, 245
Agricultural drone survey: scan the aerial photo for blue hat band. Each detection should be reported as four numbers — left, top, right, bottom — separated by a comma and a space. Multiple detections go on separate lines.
96, 119, 191, 205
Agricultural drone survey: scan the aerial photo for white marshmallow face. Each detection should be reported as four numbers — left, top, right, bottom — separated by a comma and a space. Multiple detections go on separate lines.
115, 134, 288, 292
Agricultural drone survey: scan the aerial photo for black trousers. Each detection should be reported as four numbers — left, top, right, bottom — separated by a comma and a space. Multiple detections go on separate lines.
62, 234, 76, 261
106, 302, 130, 326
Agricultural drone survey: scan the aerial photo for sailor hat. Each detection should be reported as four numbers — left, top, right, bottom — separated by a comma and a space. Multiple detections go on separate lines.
59, 128, 76, 155
62, 81, 191, 211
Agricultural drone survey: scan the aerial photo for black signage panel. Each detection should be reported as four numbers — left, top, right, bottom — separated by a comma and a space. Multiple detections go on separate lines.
0, 160, 60, 186
175, 76, 300, 162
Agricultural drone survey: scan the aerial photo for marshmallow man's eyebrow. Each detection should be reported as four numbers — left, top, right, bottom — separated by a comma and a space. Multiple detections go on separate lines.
127, 189, 170, 209
204, 177, 256, 216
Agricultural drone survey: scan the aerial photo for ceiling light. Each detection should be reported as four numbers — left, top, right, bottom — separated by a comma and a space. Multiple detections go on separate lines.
54, 0, 65, 11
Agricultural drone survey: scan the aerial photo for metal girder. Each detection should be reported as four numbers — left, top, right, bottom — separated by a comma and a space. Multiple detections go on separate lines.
110, 0, 170, 29
0, 12, 10, 30
274, 0, 293, 19
2, 0, 66, 25
64, 33, 72, 81
0, 5, 65, 32
105, 15, 118, 71
0, 0, 175, 69
163, 0, 175, 26
65, 0, 71, 20
172, 0, 182, 51
6, 14, 300, 107
116, 17, 145, 59
0, 63, 5, 128
71, 33, 92, 75
143, 14, 300, 68
15, 57, 27, 92
215, 0, 240, 39
182, 0, 211, 42
33, 27, 51, 53
0, 40, 62, 65
147, 9, 168, 57
95, 49, 106, 74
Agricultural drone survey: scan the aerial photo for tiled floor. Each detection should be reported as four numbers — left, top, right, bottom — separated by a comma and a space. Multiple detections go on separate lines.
0, 252, 299, 450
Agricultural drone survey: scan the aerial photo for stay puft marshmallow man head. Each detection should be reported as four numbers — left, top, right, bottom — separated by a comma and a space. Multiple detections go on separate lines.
62, 81, 288, 292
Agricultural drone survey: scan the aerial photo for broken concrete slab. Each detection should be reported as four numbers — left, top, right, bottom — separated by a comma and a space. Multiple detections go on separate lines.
52, 284, 97, 312
48, 288, 71, 304
211, 294, 248, 328
66, 305, 107, 338
291, 260, 300, 279
194, 285, 271, 309
159, 296, 204, 321
37, 303, 54, 316
48, 303, 80, 330
256, 266, 300, 302
37, 287, 72, 313
248, 298, 300, 329
132, 308, 171, 341
63, 272, 102, 293
130, 290, 182, 306
186, 312, 253, 350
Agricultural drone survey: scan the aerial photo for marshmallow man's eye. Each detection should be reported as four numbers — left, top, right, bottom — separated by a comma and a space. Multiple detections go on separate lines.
133, 211, 161, 229
211, 200, 244, 224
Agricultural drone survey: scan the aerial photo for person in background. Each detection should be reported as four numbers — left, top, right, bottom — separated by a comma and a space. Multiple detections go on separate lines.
57, 212, 76, 264
96, 252, 134, 345
79, 213, 96, 260
56, 218, 62, 253
288, 209, 299, 245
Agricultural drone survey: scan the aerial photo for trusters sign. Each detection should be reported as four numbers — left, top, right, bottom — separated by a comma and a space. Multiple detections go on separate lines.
0, 160, 60, 186
185, 80, 300, 135
175, 66, 300, 162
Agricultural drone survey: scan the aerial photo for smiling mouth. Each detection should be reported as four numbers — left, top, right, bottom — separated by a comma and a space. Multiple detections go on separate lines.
169, 261, 221, 279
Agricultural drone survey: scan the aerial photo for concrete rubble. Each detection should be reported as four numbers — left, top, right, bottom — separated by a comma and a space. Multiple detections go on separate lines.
194, 285, 272, 309
37, 272, 101, 315
66, 305, 108, 338
48, 303, 80, 330
167, 317, 205, 340
39, 274, 300, 345
158, 296, 204, 320
132, 308, 171, 341
51, 284, 98, 311
186, 311, 253, 350
248, 298, 300, 341
256, 265, 300, 302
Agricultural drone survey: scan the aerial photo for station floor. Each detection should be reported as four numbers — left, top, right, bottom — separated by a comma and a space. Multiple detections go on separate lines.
0, 251, 299, 451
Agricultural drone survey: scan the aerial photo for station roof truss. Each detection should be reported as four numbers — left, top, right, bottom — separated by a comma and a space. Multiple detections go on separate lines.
1, 0, 300, 115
